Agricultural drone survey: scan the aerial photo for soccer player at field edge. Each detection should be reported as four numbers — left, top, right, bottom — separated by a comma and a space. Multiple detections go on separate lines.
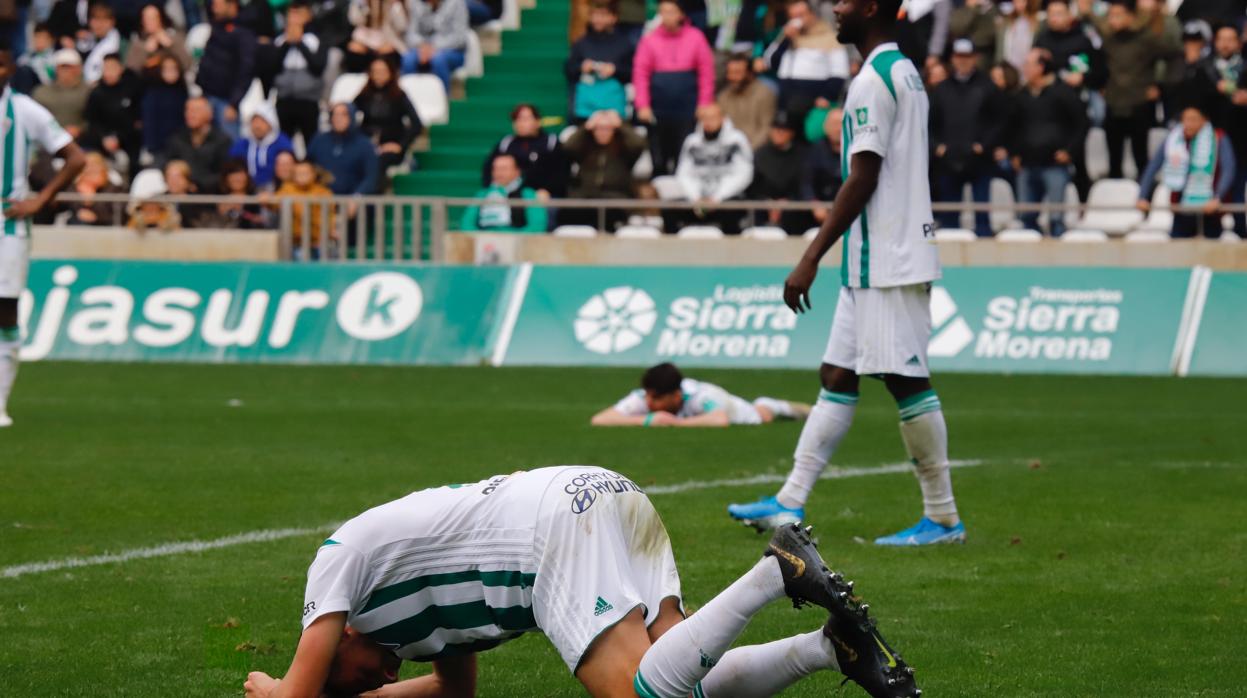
590, 362, 811, 427
0, 36, 86, 428
243, 467, 920, 698
727, 0, 965, 546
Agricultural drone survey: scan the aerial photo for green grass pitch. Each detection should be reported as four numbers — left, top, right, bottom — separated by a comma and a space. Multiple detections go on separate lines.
1, 363, 1244, 696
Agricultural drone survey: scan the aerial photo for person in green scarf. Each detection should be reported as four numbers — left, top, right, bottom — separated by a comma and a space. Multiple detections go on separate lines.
460, 154, 549, 233
1137, 102, 1237, 238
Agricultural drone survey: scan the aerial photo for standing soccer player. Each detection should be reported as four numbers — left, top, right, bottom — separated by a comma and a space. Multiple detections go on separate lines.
0, 38, 85, 428
728, 0, 964, 545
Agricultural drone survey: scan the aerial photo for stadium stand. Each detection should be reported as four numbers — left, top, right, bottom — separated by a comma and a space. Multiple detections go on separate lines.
11, 0, 1247, 257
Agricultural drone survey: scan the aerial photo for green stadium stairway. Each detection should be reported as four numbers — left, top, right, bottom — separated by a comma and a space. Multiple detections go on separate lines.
391, 1, 571, 257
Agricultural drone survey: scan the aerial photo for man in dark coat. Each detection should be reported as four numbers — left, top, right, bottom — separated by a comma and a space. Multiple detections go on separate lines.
929, 39, 1005, 236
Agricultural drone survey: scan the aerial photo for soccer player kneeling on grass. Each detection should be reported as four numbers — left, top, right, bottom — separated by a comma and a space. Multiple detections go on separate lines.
244, 467, 920, 698
590, 362, 811, 428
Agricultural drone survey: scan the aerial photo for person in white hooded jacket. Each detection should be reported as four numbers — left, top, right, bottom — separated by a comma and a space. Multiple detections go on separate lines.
228, 101, 295, 190
671, 103, 754, 234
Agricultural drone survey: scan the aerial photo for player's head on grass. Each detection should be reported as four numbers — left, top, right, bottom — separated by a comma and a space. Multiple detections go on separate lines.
323, 625, 402, 696
833, 0, 901, 45
641, 362, 685, 414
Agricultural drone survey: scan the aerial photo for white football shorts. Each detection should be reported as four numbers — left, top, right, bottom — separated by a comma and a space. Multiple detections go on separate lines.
822, 283, 933, 377
531, 467, 683, 673
0, 235, 30, 298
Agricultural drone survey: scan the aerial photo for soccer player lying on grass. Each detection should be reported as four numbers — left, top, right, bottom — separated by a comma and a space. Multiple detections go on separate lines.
243, 467, 920, 698
590, 362, 811, 428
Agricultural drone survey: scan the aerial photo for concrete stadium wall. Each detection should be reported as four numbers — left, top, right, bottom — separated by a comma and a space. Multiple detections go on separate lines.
31, 226, 281, 262
445, 233, 1247, 270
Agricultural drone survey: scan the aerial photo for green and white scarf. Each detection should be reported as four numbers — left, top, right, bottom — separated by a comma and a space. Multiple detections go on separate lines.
478, 178, 524, 228
1162, 123, 1217, 205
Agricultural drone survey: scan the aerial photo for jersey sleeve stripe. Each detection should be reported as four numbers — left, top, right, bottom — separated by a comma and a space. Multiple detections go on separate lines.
868, 50, 906, 101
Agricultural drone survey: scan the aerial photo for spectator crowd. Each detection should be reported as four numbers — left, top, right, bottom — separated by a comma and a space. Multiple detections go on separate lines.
8, 0, 1247, 239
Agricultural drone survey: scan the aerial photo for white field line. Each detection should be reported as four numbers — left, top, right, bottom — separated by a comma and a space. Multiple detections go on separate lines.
1, 460, 985, 580
0, 525, 339, 579
646, 458, 984, 495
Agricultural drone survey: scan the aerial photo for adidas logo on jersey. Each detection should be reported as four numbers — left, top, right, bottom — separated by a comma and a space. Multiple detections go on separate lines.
594, 597, 614, 616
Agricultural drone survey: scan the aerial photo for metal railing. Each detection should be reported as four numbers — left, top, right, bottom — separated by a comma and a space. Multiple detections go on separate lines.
47, 192, 1247, 262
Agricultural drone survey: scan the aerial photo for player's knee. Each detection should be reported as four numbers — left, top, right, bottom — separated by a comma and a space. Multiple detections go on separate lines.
819, 364, 858, 394
0, 297, 17, 328
884, 374, 933, 401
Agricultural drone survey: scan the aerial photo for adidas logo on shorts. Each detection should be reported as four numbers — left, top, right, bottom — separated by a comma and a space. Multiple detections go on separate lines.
593, 597, 614, 616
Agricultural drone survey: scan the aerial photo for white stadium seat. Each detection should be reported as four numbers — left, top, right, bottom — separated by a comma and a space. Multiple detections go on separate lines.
989, 177, 1019, 232
615, 225, 663, 239
631, 148, 653, 180
677, 226, 725, 239
186, 23, 211, 59
1073, 178, 1143, 234
803, 226, 820, 239
1137, 185, 1173, 232
499, 0, 520, 29
454, 31, 485, 81
741, 226, 788, 241
996, 228, 1044, 242
1124, 230, 1170, 243
552, 225, 598, 238
129, 168, 167, 198
329, 73, 368, 106
651, 176, 685, 201
934, 228, 977, 242
1061, 229, 1109, 243
399, 74, 449, 125
1085, 127, 1109, 180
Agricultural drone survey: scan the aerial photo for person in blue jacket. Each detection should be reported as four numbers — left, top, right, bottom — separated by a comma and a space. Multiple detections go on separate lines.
229, 102, 294, 189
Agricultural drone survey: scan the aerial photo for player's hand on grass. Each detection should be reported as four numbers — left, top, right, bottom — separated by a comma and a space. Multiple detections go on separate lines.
648, 411, 678, 426
243, 671, 279, 697
784, 258, 818, 314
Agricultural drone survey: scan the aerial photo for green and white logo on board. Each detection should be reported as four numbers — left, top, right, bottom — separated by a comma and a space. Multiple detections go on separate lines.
17, 261, 509, 365
925, 268, 1191, 374
506, 267, 832, 367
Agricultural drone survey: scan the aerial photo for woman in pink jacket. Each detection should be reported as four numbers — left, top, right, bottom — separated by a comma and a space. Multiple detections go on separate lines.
632, 0, 716, 174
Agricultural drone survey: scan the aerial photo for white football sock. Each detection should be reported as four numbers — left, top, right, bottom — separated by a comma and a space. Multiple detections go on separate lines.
634, 557, 786, 698
752, 397, 794, 419
898, 392, 959, 527
776, 390, 858, 510
0, 327, 19, 416
695, 630, 839, 698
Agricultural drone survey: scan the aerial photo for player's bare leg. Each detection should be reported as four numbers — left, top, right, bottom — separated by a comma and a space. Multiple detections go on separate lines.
751, 398, 812, 423
875, 374, 964, 546
0, 297, 20, 427
576, 597, 686, 697
576, 606, 657, 698
729, 364, 860, 530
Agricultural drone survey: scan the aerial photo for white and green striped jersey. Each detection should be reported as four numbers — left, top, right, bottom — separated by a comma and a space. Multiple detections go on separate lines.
0, 86, 73, 238
302, 469, 566, 661
613, 378, 758, 424
839, 42, 940, 289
